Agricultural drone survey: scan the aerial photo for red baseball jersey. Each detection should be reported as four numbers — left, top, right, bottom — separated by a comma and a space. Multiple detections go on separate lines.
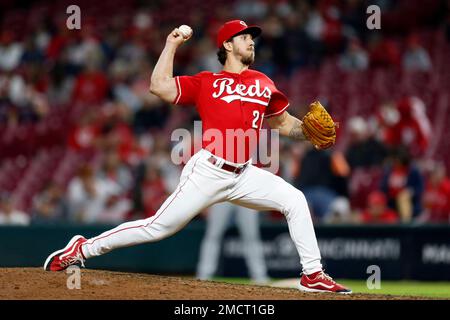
173, 69, 289, 163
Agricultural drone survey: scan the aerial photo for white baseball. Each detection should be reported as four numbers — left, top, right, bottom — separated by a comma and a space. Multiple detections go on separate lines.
178, 25, 193, 39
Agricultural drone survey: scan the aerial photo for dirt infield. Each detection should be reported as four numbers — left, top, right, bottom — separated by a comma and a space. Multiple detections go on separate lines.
0, 268, 423, 300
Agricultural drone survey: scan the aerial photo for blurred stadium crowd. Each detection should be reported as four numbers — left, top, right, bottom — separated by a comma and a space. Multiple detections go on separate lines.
0, 0, 450, 226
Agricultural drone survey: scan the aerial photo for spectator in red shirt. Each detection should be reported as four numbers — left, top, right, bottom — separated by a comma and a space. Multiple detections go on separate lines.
98, 103, 135, 161
72, 61, 109, 105
46, 30, 69, 61
380, 96, 431, 157
67, 110, 101, 152
368, 34, 401, 68
133, 160, 168, 219
420, 162, 450, 223
360, 191, 399, 224
320, 4, 344, 53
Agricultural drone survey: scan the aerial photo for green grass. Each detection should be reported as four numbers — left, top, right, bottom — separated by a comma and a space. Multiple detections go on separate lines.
211, 277, 450, 299
338, 280, 450, 298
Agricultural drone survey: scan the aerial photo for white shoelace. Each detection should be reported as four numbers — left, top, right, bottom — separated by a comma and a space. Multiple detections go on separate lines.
316, 272, 336, 283
60, 251, 85, 268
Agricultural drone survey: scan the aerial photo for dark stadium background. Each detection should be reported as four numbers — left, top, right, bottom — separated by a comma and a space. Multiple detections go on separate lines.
0, 0, 449, 281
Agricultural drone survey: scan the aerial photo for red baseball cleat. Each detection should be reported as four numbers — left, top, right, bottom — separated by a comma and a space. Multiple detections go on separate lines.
44, 235, 87, 271
299, 271, 352, 294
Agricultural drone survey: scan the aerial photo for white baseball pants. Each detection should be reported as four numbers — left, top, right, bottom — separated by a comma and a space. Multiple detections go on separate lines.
81, 149, 323, 275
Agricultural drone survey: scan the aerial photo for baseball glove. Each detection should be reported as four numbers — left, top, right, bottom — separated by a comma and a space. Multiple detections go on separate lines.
301, 101, 337, 150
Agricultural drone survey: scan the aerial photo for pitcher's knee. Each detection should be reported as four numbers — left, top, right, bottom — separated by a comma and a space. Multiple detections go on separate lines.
282, 189, 310, 218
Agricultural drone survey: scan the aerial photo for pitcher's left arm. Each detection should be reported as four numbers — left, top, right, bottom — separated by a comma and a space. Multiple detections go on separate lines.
266, 111, 306, 141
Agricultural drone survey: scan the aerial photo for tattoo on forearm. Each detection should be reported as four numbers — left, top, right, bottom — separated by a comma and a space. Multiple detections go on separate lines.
288, 119, 306, 140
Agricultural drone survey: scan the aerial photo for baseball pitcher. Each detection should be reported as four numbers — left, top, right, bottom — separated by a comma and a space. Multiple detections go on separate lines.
44, 20, 350, 294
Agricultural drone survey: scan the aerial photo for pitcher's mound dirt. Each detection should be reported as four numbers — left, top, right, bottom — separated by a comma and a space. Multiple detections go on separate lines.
0, 268, 422, 300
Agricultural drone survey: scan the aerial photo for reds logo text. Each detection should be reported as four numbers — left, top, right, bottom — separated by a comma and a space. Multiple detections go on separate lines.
212, 78, 271, 106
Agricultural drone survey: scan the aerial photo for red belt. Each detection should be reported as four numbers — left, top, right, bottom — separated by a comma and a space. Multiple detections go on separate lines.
207, 156, 248, 175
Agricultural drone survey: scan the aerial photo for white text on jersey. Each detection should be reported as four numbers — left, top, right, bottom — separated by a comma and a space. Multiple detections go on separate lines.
212, 78, 271, 106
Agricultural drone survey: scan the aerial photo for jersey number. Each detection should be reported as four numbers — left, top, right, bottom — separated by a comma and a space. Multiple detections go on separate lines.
252, 110, 264, 129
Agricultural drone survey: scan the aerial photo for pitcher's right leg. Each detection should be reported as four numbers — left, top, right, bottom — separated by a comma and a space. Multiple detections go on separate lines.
82, 158, 218, 258
44, 150, 229, 271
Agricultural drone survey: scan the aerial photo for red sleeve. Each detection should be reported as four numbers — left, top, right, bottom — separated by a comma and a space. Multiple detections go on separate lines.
173, 73, 202, 106
265, 89, 290, 118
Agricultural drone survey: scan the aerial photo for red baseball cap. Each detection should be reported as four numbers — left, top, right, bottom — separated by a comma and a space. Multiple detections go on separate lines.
216, 20, 262, 48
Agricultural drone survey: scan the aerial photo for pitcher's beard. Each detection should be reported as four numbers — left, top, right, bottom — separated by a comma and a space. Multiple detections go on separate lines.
241, 54, 255, 66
